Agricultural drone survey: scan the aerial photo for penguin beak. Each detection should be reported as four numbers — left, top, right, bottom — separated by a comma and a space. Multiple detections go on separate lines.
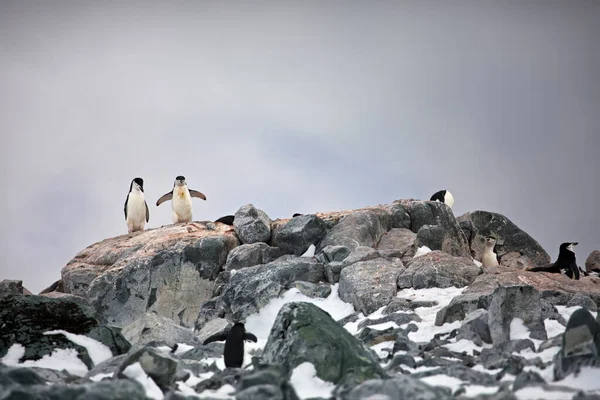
572, 242, 578, 246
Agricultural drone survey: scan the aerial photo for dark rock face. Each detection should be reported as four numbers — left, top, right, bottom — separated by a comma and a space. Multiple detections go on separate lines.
317, 210, 390, 252
262, 302, 386, 385
457, 211, 550, 268
585, 250, 600, 272
347, 376, 451, 400
291, 281, 331, 298
456, 309, 492, 346
121, 312, 202, 347
376, 228, 417, 259
224, 243, 283, 271
339, 258, 405, 315
217, 255, 325, 321
0, 280, 27, 297
273, 214, 327, 256
0, 294, 130, 367
321, 245, 351, 262
234, 204, 272, 244
398, 251, 482, 290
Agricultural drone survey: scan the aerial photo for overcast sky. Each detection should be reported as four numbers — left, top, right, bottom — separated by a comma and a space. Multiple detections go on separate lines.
1, 1, 599, 293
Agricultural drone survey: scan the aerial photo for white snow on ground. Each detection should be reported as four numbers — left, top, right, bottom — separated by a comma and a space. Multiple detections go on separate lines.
556, 305, 598, 322
89, 372, 114, 382
173, 343, 194, 355
414, 246, 432, 257
1, 343, 89, 376
514, 386, 576, 400
420, 375, 499, 397
196, 384, 236, 399
301, 244, 316, 257
290, 362, 336, 399
122, 362, 164, 400
1, 343, 26, 365
444, 338, 491, 354
544, 319, 566, 338
472, 259, 483, 267
44, 330, 112, 365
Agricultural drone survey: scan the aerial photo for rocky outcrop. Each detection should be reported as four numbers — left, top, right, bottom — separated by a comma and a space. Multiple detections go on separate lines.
224, 243, 283, 271
397, 251, 482, 289
457, 211, 551, 268
317, 209, 390, 252
0, 280, 31, 297
586, 250, 600, 272
234, 204, 272, 244
61, 223, 239, 328
272, 214, 327, 256
347, 376, 451, 400
376, 228, 416, 260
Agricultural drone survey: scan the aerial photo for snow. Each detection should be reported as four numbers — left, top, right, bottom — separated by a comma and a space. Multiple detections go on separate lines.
89, 372, 114, 382
290, 362, 336, 399
173, 343, 194, 355
544, 319, 566, 338
22, 348, 89, 376
472, 259, 483, 267
514, 386, 576, 400
419, 375, 498, 397
196, 384, 236, 399
44, 330, 112, 365
1, 343, 25, 365
122, 362, 164, 400
444, 338, 491, 354
414, 246, 432, 257
509, 318, 531, 341
301, 244, 316, 257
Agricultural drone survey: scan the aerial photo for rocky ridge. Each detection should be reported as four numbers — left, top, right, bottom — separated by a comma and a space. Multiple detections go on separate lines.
1, 199, 599, 399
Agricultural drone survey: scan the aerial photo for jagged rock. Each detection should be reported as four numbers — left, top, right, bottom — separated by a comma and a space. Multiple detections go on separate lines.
273, 214, 327, 256
586, 250, 600, 272
324, 261, 344, 283
192, 368, 251, 394
321, 245, 351, 262
457, 211, 550, 268
512, 370, 546, 391
456, 309, 492, 346
39, 291, 89, 308
291, 281, 331, 298
357, 313, 421, 330
376, 228, 417, 259
383, 298, 438, 314
62, 223, 238, 328
0, 280, 27, 297
195, 318, 232, 343
234, 204, 272, 244
0, 364, 47, 396
40, 279, 65, 294
346, 376, 451, 400
317, 210, 390, 252
488, 285, 547, 345
553, 308, 600, 381
398, 251, 482, 290
121, 312, 202, 347
415, 224, 468, 258
194, 299, 219, 331
0, 378, 146, 400
217, 255, 325, 321
339, 258, 404, 315
357, 326, 399, 347
0, 294, 129, 367
410, 365, 499, 387
385, 354, 417, 371
117, 347, 178, 390
499, 251, 530, 270
325, 247, 382, 284
235, 385, 284, 400
262, 302, 386, 384
236, 365, 299, 400
435, 293, 490, 326
567, 293, 598, 312
224, 243, 283, 271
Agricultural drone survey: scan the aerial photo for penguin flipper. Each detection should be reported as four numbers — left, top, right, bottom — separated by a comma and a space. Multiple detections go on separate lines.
215, 215, 235, 225
189, 189, 207, 200
571, 263, 580, 280
124, 197, 128, 220
528, 263, 560, 273
202, 332, 228, 345
156, 191, 173, 206
243, 332, 258, 342
145, 201, 150, 222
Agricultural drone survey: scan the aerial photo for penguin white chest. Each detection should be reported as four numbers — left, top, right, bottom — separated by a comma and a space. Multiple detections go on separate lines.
126, 191, 146, 232
482, 248, 499, 267
172, 187, 193, 223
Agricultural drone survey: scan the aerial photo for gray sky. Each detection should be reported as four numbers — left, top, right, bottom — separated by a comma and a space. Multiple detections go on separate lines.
1, 1, 599, 293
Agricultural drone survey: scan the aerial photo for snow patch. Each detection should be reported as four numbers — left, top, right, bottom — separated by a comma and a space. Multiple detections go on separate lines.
44, 330, 112, 365
290, 362, 335, 399
1, 343, 25, 365
301, 244, 316, 257
122, 362, 164, 400
414, 246, 432, 257
89, 372, 114, 382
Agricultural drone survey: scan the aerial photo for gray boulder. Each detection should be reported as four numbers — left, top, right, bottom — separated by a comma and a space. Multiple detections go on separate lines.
117, 347, 178, 390
317, 210, 390, 252
339, 258, 405, 315
0, 378, 146, 400
224, 243, 283, 271
321, 245, 351, 262
435, 293, 491, 326
398, 251, 482, 290
273, 214, 327, 256
292, 281, 331, 298
234, 204, 272, 244
457, 211, 550, 268
217, 255, 325, 321
262, 302, 386, 385
121, 312, 202, 347
0, 280, 29, 297
324, 246, 381, 283
376, 228, 417, 259
347, 376, 451, 400
585, 250, 600, 272
456, 309, 492, 346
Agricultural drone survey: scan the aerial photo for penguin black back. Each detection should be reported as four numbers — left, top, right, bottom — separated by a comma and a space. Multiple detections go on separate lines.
430, 190, 446, 202
529, 242, 580, 280
203, 322, 257, 368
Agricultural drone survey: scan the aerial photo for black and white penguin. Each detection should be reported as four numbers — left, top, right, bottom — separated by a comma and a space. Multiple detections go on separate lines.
481, 236, 500, 267
214, 215, 235, 226
202, 322, 258, 368
124, 177, 149, 233
528, 242, 580, 280
430, 190, 455, 209
156, 176, 207, 223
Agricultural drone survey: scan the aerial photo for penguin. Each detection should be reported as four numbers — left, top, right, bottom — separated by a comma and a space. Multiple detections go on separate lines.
124, 177, 149, 233
202, 322, 258, 368
292, 213, 304, 217
481, 236, 500, 267
528, 242, 580, 280
430, 190, 455, 209
156, 176, 206, 223
214, 215, 235, 226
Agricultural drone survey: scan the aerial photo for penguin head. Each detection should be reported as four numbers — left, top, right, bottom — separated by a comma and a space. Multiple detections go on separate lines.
485, 236, 497, 247
131, 177, 144, 192
175, 176, 187, 187
562, 242, 578, 253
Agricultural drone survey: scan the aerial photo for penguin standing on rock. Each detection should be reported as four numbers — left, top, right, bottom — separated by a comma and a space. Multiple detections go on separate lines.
430, 190, 455, 209
124, 177, 149, 233
156, 176, 207, 223
481, 236, 500, 267
203, 322, 258, 368
528, 242, 581, 280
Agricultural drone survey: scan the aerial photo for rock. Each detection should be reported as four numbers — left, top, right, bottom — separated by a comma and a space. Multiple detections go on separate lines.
567, 293, 598, 312
341, 246, 381, 266
457, 211, 550, 268
553, 308, 600, 381
121, 312, 202, 347
117, 347, 178, 390
217, 255, 325, 321
376, 228, 417, 259
291, 281, 331, 298
456, 309, 492, 346
317, 210, 390, 252
195, 318, 232, 343
236, 365, 299, 400
234, 204, 272, 244
194, 299, 219, 331
435, 293, 490, 326
224, 243, 283, 271
586, 250, 600, 272
487, 286, 547, 345
0, 280, 26, 297
398, 251, 482, 290
1, 378, 147, 400
235, 385, 285, 400
357, 313, 421, 330
347, 376, 451, 400
383, 298, 438, 314
339, 258, 404, 315
61, 223, 238, 328
324, 261, 344, 283
39, 291, 89, 308
512, 370, 546, 391
321, 245, 351, 262
273, 214, 327, 256
0, 294, 129, 367
262, 302, 386, 384
416, 224, 467, 258
498, 251, 531, 270
39, 279, 65, 294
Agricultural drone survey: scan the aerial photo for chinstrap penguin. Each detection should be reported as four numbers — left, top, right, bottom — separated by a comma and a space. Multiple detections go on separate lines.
202, 322, 258, 368
156, 176, 207, 223
124, 177, 149, 233
481, 236, 500, 267
214, 215, 235, 226
430, 190, 455, 209
528, 242, 580, 280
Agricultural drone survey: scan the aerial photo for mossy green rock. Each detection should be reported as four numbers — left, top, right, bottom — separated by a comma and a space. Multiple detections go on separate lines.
262, 302, 386, 384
